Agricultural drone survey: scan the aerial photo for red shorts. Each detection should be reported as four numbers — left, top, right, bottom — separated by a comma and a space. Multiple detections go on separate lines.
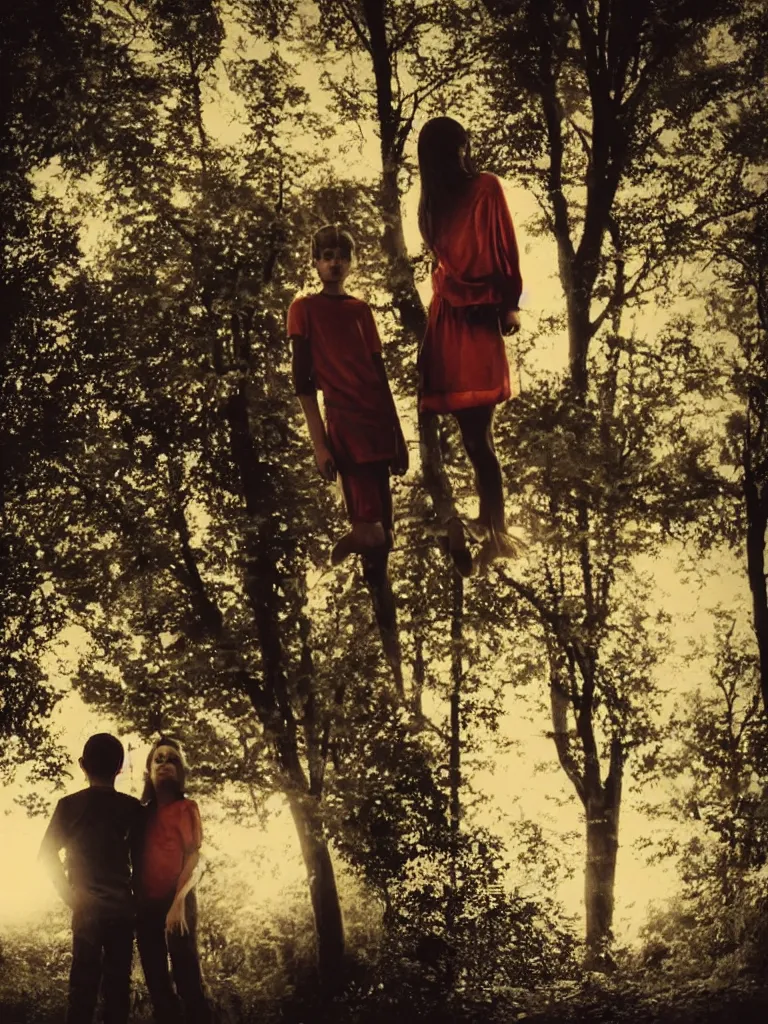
339, 462, 393, 528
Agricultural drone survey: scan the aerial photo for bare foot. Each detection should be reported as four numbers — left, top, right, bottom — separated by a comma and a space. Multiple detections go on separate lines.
476, 529, 528, 571
446, 517, 474, 578
330, 532, 359, 565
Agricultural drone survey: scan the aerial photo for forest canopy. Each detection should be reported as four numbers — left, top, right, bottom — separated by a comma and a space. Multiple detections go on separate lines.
2, 1, 768, 1022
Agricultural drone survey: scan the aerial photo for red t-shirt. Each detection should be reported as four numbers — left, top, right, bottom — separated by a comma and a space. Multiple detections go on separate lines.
140, 798, 202, 902
287, 293, 398, 467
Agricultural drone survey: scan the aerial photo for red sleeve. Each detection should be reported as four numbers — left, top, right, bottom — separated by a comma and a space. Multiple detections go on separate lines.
362, 304, 382, 355
488, 176, 522, 310
287, 297, 309, 339
178, 800, 203, 855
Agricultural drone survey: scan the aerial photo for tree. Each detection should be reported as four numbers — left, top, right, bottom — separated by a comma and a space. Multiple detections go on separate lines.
665, 0, 768, 714
8, 0, 351, 981
703, 193, 768, 714
304, 0, 485, 524
638, 612, 768, 968
9, 0, 465, 987
0, 0, 124, 779
451, 0, 748, 962
710, 203, 768, 713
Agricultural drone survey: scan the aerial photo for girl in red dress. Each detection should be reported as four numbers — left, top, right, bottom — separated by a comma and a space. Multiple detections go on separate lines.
417, 116, 523, 570
136, 738, 211, 1024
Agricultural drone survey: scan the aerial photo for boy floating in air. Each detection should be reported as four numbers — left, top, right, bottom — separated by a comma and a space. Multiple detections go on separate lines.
288, 225, 408, 694
39, 733, 143, 1024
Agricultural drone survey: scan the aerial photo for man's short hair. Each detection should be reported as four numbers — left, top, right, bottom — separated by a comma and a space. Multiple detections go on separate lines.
82, 733, 124, 778
311, 224, 355, 260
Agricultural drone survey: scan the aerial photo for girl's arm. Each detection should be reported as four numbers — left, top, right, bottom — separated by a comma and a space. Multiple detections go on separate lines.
165, 850, 202, 935
490, 176, 522, 331
165, 801, 205, 936
501, 309, 521, 335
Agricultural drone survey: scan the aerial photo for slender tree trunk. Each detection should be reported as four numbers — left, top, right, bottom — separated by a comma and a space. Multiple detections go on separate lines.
444, 572, 464, 987
360, 2, 459, 525
286, 790, 346, 986
568, 288, 593, 399
379, 164, 457, 522
380, 164, 427, 339
222, 380, 347, 980
447, 573, 463, 923
550, 656, 623, 964
744, 475, 768, 713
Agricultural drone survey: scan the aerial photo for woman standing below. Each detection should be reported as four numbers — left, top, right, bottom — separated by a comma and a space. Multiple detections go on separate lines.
137, 737, 212, 1024
417, 116, 524, 573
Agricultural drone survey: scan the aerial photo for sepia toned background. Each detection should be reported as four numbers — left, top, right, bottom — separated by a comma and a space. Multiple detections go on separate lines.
3, 2, 768, 1022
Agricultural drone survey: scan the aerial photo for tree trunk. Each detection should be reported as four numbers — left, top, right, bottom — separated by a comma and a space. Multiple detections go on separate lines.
550, 659, 623, 966
360, 1, 459, 525
447, 572, 463, 933
583, 738, 622, 969
744, 475, 768, 713
584, 802, 618, 962
222, 379, 346, 981
379, 164, 457, 523
286, 790, 346, 987
567, 289, 593, 399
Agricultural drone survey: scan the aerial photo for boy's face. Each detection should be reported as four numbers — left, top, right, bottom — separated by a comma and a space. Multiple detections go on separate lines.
314, 246, 351, 285
150, 744, 182, 786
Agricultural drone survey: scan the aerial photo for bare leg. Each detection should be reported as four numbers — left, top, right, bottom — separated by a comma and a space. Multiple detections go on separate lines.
454, 405, 505, 533
361, 544, 404, 699
331, 521, 387, 565
454, 405, 525, 566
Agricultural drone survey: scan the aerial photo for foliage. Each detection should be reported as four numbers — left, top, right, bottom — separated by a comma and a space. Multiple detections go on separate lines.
6, 0, 768, 1009
635, 612, 768, 981
1, 172, 76, 782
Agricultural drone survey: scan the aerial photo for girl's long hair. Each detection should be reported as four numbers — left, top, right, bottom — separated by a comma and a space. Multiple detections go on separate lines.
141, 735, 187, 806
417, 117, 477, 252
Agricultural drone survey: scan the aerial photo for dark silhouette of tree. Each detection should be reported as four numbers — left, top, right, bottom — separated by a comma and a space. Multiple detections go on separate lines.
452, 0, 749, 964
702, 202, 768, 716
0, 0, 145, 780
0, 183, 72, 782
5, 0, 462, 987
302, 6, 497, 966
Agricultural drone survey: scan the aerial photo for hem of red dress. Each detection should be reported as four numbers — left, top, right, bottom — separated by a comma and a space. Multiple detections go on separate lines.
419, 387, 510, 413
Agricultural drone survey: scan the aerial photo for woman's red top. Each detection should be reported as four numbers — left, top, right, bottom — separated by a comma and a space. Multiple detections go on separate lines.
140, 798, 202, 902
420, 173, 523, 413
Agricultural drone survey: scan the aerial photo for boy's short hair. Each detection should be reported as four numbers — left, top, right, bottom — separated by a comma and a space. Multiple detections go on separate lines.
311, 224, 355, 260
82, 733, 124, 778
